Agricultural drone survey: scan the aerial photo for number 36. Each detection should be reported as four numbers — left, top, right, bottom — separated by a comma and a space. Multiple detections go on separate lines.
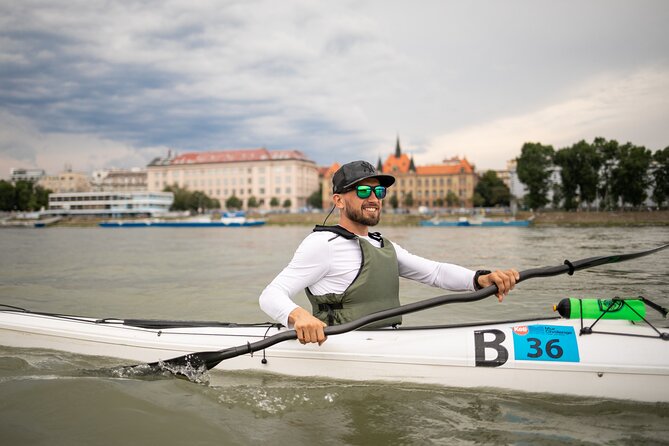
526, 337, 564, 359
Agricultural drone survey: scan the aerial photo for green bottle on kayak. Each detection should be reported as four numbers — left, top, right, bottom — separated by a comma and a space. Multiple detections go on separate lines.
554, 298, 646, 321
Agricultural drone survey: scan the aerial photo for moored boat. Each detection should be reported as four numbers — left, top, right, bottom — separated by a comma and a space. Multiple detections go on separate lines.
99, 211, 265, 228
420, 217, 532, 227
1, 304, 667, 402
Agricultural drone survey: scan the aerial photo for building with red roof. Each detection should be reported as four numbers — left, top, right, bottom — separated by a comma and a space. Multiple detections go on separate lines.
146, 148, 318, 211
321, 137, 479, 209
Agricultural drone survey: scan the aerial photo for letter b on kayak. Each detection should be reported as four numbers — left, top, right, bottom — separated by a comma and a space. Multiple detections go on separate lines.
474, 329, 508, 367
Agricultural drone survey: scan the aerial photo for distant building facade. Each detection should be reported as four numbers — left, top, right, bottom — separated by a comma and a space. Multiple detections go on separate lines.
45, 191, 173, 217
146, 148, 319, 211
91, 168, 147, 192
38, 170, 91, 193
321, 138, 478, 209
10, 168, 46, 184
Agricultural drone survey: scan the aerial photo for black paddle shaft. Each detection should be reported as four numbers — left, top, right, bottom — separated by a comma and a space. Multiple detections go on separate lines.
145, 243, 668, 372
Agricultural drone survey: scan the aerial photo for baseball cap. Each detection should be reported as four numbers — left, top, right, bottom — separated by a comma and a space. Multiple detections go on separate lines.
332, 160, 395, 194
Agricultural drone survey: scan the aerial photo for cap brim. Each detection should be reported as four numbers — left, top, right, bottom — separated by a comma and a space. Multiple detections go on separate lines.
341, 174, 395, 191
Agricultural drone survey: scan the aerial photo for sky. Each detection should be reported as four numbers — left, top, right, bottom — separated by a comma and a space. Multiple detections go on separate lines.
1, 0, 668, 179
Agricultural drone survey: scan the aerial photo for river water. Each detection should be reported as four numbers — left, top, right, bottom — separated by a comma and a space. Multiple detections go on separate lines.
1, 224, 668, 445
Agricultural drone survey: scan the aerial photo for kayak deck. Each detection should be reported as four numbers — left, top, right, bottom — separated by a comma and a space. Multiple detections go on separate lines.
0, 307, 667, 402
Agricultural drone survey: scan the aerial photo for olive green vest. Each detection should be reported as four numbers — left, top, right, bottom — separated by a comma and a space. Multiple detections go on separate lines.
305, 226, 401, 328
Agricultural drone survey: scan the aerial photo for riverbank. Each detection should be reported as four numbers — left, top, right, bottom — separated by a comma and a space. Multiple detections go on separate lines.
264, 210, 669, 227
3, 210, 668, 228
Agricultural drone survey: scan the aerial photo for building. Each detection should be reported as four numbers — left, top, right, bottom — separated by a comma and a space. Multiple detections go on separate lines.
91, 168, 148, 192
321, 137, 478, 209
45, 191, 173, 217
146, 148, 319, 211
38, 170, 91, 193
10, 168, 46, 184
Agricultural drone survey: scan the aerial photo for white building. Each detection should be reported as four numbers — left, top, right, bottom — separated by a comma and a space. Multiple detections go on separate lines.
45, 191, 173, 217
91, 168, 147, 192
10, 168, 46, 183
146, 148, 319, 211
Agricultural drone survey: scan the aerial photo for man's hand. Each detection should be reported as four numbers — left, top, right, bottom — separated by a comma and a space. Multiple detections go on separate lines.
477, 269, 520, 302
288, 307, 327, 345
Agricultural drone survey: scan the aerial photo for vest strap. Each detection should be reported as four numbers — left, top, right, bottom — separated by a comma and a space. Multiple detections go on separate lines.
318, 303, 344, 326
313, 225, 357, 239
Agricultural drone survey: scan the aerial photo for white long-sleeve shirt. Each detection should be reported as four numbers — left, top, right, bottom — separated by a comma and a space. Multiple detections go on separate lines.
259, 231, 477, 326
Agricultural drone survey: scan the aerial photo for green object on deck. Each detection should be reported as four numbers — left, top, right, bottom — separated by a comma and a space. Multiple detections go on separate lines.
554, 298, 646, 321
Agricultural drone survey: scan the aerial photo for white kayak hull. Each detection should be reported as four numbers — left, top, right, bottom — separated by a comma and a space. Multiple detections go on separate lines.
1, 309, 667, 402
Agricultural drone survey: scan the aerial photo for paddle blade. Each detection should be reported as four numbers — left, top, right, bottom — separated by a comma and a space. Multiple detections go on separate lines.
156, 350, 228, 371
111, 351, 224, 382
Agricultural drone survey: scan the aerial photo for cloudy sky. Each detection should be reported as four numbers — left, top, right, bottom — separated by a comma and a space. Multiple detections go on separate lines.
1, 0, 668, 178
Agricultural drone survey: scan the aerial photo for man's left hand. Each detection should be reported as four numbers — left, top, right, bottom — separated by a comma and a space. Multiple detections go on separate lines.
477, 269, 520, 302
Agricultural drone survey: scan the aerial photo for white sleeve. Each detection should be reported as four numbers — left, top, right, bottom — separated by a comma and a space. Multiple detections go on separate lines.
393, 241, 476, 291
258, 234, 331, 326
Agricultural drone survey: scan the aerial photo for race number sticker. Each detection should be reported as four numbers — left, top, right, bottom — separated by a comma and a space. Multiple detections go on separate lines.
512, 325, 580, 363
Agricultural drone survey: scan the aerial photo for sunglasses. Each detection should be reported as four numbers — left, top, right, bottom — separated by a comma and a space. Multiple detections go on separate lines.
349, 185, 387, 199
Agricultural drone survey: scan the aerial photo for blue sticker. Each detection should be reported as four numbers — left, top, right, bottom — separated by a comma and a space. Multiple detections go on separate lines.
512, 325, 580, 362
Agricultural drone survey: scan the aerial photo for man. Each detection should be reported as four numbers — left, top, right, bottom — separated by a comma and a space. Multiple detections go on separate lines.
259, 160, 519, 345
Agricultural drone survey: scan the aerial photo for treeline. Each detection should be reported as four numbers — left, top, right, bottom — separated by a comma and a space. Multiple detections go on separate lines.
163, 184, 297, 212
516, 137, 669, 210
0, 180, 51, 212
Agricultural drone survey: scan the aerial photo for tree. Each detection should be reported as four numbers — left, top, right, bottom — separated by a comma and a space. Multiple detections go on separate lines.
187, 190, 221, 213
553, 146, 579, 210
575, 141, 601, 208
473, 170, 510, 207
14, 181, 34, 211
306, 184, 323, 209
34, 185, 51, 210
516, 142, 555, 209
164, 184, 218, 212
247, 196, 259, 209
403, 192, 414, 208
554, 140, 601, 210
225, 195, 243, 210
445, 190, 458, 208
0, 180, 15, 211
593, 137, 620, 210
651, 147, 669, 208
270, 197, 280, 208
163, 184, 192, 211
389, 193, 399, 209
282, 199, 292, 210
612, 143, 652, 208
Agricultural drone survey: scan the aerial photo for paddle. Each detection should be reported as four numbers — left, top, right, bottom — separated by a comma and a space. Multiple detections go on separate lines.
129, 243, 668, 376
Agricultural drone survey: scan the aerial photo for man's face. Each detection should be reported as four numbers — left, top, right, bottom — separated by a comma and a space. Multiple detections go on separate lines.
341, 178, 383, 227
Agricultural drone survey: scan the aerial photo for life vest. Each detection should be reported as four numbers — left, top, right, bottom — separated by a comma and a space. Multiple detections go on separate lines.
305, 225, 401, 328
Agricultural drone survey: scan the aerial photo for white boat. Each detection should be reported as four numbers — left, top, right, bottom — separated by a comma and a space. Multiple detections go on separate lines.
99, 211, 265, 227
0, 306, 667, 402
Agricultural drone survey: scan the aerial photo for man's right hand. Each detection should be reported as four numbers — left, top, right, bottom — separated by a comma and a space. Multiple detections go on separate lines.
288, 307, 327, 345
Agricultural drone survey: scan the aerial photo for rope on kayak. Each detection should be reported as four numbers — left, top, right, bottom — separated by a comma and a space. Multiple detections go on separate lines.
260, 324, 275, 365
578, 296, 669, 340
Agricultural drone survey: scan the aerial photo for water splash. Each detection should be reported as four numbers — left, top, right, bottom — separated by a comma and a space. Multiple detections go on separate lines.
95, 360, 212, 385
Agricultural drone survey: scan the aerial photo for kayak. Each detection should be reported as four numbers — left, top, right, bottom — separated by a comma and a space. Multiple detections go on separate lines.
1, 305, 667, 402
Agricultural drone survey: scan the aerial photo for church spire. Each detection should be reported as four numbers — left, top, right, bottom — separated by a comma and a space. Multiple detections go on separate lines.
377, 156, 383, 172
395, 135, 402, 158
409, 154, 416, 172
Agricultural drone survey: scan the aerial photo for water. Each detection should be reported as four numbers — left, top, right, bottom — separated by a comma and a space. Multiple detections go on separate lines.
1, 225, 668, 445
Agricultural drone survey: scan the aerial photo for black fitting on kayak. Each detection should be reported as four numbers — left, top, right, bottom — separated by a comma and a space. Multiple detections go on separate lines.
564, 259, 575, 276
261, 325, 274, 365
580, 326, 593, 335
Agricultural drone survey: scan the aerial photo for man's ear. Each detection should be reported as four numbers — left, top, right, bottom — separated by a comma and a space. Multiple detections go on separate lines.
333, 194, 345, 209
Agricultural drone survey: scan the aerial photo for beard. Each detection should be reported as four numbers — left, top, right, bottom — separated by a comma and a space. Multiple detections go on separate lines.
343, 201, 380, 226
